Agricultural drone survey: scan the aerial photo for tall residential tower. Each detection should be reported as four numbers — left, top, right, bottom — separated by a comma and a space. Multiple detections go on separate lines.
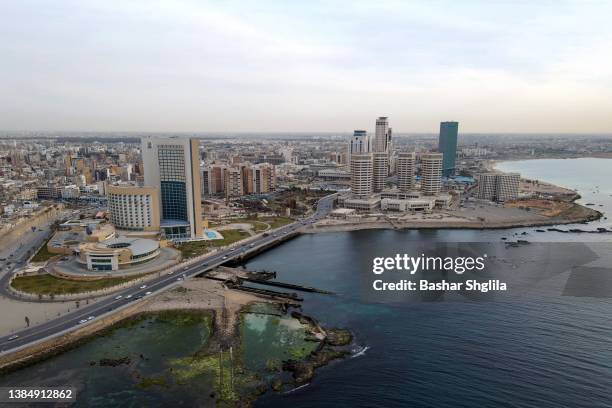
420, 153, 443, 195
396, 152, 416, 192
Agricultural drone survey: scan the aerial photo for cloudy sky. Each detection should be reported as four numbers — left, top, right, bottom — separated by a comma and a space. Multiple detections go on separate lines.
1, 0, 611, 133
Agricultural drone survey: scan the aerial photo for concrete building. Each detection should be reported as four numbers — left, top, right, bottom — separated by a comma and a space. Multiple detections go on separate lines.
317, 169, 351, 182
225, 167, 243, 197
350, 153, 373, 198
438, 121, 459, 177
372, 152, 389, 193
374, 117, 392, 153
61, 185, 81, 199
420, 153, 443, 195
477, 172, 520, 202
381, 198, 434, 213
141, 136, 203, 240
251, 163, 276, 194
397, 152, 416, 192
107, 185, 160, 231
76, 237, 161, 271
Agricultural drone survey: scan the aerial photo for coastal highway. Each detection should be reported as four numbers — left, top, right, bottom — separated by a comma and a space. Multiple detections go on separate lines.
0, 194, 336, 354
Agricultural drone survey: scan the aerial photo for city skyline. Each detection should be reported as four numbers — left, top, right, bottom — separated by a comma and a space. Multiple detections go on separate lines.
2, 1, 612, 133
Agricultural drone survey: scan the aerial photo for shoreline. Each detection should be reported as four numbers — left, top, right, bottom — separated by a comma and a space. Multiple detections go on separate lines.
304, 212, 603, 234
0, 277, 352, 406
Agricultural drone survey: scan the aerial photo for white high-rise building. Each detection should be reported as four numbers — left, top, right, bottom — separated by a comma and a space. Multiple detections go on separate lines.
397, 152, 416, 192
348, 130, 370, 160
372, 152, 389, 193
374, 117, 392, 153
420, 153, 443, 195
350, 153, 373, 198
141, 136, 203, 240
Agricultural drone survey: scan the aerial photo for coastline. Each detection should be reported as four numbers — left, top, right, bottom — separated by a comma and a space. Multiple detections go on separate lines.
0, 277, 352, 406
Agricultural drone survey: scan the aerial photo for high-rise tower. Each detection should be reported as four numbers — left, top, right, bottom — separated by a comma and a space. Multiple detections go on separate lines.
350, 153, 374, 198
438, 121, 458, 177
397, 152, 416, 192
420, 153, 443, 195
372, 152, 389, 193
141, 136, 203, 240
374, 117, 392, 153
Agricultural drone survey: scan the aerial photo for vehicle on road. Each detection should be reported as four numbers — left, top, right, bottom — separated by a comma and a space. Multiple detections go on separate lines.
144, 291, 152, 296
7, 335, 19, 341
114, 295, 123, 300
87, 316, 95, 320
222, 256, 228, 259
176, 277, 183, 281
140, 285, 147, 289
126, 294, 133, 299
78, 319, 88, 324
203, 262, 208, 266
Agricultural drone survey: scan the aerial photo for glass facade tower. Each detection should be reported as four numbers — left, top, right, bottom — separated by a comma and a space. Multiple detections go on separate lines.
438, 121, 458, 177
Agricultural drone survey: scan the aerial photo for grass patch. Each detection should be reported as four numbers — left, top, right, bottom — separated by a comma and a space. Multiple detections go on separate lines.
11, 273, 145, 295
30, 236, 56, 262
246, 216, 293, 232
176, 229, 251, 259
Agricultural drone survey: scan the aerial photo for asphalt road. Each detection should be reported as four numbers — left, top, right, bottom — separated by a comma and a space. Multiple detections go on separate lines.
0, 194, 335, 354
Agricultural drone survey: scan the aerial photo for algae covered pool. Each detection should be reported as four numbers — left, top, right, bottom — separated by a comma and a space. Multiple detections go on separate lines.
0, 305, 330, 406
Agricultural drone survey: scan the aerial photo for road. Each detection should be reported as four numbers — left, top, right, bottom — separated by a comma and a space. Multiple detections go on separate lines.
0, 194, 335, 354
0, 210, 72, 297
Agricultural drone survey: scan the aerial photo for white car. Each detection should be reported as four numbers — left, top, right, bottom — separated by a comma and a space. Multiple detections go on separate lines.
222, 256, 228, 260
7, 335, 19, 341
114, 295, 123, 300
87, 316, 95, 320
78, 319, 88, 324
168, 270, 174, 275
126, 294, 133, 299
144, 291, 152, 296
140, 285, 147, 289
176, 277, 183, 281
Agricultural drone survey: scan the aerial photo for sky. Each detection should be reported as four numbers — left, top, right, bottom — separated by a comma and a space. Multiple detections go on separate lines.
1, 0, 612, 133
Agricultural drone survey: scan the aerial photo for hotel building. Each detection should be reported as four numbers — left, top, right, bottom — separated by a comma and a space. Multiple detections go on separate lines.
107, 185, 160, 232
141, 136, 203, 240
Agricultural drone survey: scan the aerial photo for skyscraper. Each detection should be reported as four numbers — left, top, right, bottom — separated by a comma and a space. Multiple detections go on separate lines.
350, 153, 373, 198
438, 121, 459, 177
372, 152, 389, 193
141, 136, 203, 240
349, 130, 370, 158
397, 152, 416, 192
420, 153, 443, 195
374, 117, 392, 153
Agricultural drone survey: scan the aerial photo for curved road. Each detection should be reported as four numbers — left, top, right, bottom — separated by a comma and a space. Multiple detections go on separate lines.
0, 194, 335, 354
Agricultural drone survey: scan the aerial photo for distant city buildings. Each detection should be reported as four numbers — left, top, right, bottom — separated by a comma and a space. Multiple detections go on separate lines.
438, 121, 459, 177
201, 162, 277, 198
